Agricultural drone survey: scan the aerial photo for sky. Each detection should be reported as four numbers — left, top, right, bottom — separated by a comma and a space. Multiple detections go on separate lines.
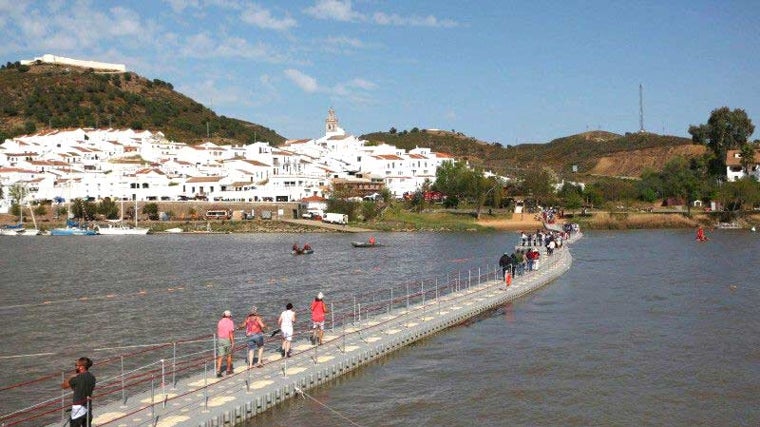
1, 0, 759, 144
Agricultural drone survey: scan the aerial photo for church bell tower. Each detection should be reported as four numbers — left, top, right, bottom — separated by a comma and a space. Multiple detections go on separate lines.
325, 108, 339, 134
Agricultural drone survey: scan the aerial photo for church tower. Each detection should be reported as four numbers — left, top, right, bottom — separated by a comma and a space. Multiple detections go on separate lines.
325, 107, 339, 134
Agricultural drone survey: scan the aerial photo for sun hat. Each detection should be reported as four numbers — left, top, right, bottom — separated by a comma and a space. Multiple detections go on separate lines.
317, 292, 324, 299
223, 310, 231, 317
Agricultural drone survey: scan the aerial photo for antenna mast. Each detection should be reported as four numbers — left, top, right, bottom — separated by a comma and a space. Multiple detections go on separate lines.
639, 84, 644, 133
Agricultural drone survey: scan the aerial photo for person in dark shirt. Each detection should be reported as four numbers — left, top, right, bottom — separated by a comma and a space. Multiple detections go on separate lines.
62, 357, 96, 427
499, 252, 512, 278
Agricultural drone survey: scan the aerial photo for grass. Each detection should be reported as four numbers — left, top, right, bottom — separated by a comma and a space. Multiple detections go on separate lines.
368, 209, 493, 232
578, 212, 701, 230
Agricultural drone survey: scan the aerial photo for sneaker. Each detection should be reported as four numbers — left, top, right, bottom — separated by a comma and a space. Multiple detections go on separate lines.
216, 372, 222, 378
286, 351, 292, 358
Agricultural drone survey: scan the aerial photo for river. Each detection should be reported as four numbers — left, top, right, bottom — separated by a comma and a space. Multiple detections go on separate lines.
0, 230, 758, 425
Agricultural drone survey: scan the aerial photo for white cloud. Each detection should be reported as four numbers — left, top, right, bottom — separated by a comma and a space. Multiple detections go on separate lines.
373, 12, 458, 28
5, 1, 161, 55
241, 4, 297, 31
284, 68, 319, 93
303, 0, 364, 22
178, 33, 286, 62
163, 0, 199, 13
345, 78, 376, 90
325, 35, 364, 49
107, 7, 144, 37
330, 77, 377, 105
179, 79, 255, 110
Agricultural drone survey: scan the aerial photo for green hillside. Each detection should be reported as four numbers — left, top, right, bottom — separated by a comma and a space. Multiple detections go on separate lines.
0, 61, 285, 145
361, 129, 699, 178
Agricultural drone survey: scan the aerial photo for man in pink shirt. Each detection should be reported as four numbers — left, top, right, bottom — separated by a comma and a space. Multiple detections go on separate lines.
216, 310, 235, 377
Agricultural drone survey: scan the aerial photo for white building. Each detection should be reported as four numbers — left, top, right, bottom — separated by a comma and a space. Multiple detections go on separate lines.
0, 109, 457, 212
20, 54, 126, 72
726, 149, 760, 182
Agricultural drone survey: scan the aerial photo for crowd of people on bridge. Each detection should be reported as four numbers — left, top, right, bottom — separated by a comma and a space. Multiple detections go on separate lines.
500, 225, 577, 280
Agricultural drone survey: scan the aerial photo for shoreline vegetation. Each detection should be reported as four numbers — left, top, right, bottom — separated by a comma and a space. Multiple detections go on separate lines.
4, 210, 758, 233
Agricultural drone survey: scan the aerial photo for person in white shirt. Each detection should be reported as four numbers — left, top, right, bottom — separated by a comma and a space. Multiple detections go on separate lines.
278, 303, 295, 357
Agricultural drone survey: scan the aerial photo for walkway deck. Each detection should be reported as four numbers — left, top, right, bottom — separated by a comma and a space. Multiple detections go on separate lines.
47, 234, 579, 427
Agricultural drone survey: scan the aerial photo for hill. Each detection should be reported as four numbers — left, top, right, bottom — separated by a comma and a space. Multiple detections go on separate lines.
360, 129, 703, 179
0, 61, 704, 179
0, 61, 285, 145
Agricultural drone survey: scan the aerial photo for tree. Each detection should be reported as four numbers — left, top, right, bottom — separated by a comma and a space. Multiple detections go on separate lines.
71, 198, 97, 220
8, 183, 30, 217
659, 156, 705, 215
97, 197, 120, 219
518, 168, 555, 208
558, 183, 584, 214
471, 174, 498, 219
431, 160, 498, 217
739, 143, 757, 177
433, 160, 471, 198
142, 202, 160, 220
715, 177, 760, 214
689, 107, 755, 175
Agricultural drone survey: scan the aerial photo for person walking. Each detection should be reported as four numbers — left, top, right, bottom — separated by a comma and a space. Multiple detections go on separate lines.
240, 306, 266, 368
216, 310, 235, 377
278, 303, 296, 357
310, 292, 329, 345
62, 357, 96, 427
499, 252, 512, 280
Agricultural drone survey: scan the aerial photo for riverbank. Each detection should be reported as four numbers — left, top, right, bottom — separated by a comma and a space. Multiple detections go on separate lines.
2, 211, 758, 233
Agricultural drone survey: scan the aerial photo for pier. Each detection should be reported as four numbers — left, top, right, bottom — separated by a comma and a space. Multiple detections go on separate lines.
3, 233, 580, 427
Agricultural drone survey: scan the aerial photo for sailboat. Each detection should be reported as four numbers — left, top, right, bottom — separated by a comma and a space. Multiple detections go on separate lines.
20, 204, 41, 235
50, 218, 99, 236
50, 196, 98, 236
96, 198, 150, 235
0, 204, 40, 235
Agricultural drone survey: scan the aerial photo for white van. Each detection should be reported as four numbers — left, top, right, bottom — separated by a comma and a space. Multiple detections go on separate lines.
322, 212, 348, 225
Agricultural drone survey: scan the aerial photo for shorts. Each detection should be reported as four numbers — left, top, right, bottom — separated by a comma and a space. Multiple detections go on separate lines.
312, 321, 325, 330
217, 338, 232, 356
281, 328, 293, 342
246, 333, 264, 349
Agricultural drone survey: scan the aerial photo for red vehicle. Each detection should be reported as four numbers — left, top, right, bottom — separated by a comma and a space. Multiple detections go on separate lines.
403, 191, 446, 202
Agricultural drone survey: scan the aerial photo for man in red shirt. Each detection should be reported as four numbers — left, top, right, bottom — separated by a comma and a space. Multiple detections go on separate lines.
216, 310, 235, 377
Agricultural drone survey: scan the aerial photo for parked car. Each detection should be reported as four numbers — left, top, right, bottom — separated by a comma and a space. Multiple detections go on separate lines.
302, 209, 324, 219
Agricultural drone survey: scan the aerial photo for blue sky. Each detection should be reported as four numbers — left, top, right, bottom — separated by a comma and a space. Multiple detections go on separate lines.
2, 0, 758, 144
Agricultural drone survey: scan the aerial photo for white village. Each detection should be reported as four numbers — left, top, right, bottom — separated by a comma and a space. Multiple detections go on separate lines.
0, 107, 457, 214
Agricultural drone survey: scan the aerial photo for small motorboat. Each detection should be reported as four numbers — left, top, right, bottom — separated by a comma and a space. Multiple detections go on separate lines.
351, 241, 381, 248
